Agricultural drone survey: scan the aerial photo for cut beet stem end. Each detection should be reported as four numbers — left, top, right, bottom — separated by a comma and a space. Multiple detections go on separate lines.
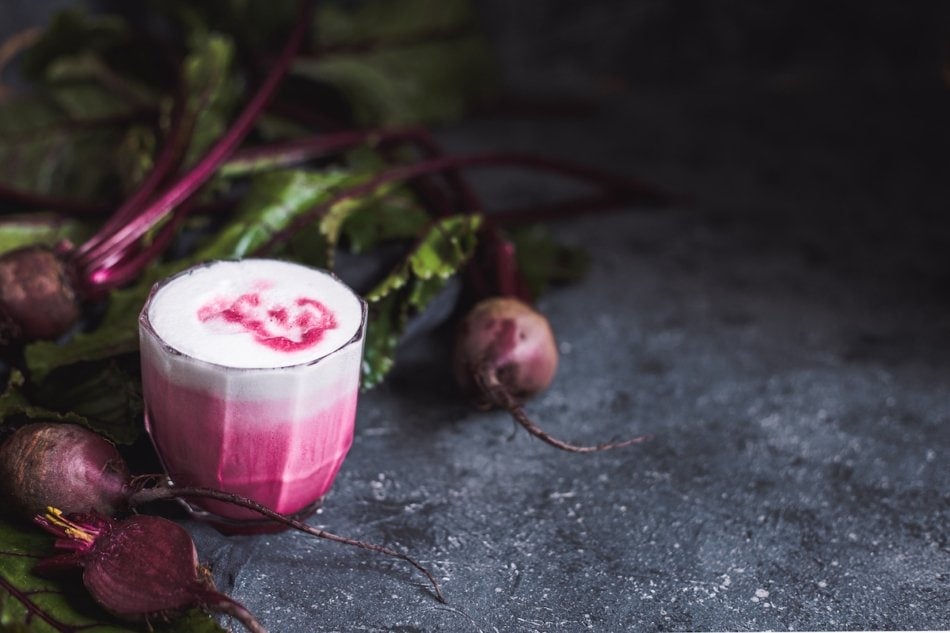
34, 508, 268, 633
474, 365, 653, 454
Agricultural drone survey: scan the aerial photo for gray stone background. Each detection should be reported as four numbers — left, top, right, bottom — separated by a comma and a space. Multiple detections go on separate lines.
2, 2, 949, 631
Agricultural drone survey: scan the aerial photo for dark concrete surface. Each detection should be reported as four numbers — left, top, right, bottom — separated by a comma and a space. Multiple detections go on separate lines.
189, 5, 950, 631
5, 2, 949, 631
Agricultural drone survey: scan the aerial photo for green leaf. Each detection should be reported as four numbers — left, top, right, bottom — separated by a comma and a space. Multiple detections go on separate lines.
195, 168, 361, 260
0, 366, 139, 445
0, 215, 91, 256
0, 370, 93, 435
23, 168, 367, 381
0, 92, 127, 200
151, 0, 299, 53
510, 225, 590, 298
3, 12, 158, 201
341, 192, 429, 253
0, 518, 227, 632
114, 124, 159, 195
20, 10, 129, 80
111, 34, 239, 194
0, 12, 238, 204
336, 147, 430, 253
44, 52, 157, 117
294, 0, 496, 125
197, 166, 415, 268
362, 213, 481, 387
25, 325, 140, 387
179, 33, 242, 168
27, 360, 144, 445
361, 292, 402, 389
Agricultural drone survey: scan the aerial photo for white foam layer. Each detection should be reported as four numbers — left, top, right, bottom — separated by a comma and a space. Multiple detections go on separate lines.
145, 259, 364, 369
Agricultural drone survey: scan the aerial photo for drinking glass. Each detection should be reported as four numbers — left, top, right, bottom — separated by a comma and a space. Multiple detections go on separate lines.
138, 259, 367, 531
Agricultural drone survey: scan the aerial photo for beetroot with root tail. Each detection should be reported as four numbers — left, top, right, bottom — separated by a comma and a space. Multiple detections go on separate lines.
0, 246, 82, 346
453, 296, 651, 453
453, 297, 558, 401
34, 509, 266, 632
0, 422, 445, 602
0, 422, 129, 521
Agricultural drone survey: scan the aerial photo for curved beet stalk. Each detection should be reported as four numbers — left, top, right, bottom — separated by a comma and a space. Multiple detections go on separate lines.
454, 297, 652, 453
221, 127, 427, 176
73, 69, 194, 266
253, 150, 670, 256
473, 364, 652, 453
75, 0, 315, 294
34, 509, 266, 632
128, 483, 446, 603
0, 422, 445, 603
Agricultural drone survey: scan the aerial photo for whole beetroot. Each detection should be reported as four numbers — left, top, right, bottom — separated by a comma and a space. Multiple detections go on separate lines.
453, 297, 558, 401
0, 246, 82, 346
35, 509, 266, 632
453, 297, 650, 452
0, 422, 445, 602
0, 422, 129, 520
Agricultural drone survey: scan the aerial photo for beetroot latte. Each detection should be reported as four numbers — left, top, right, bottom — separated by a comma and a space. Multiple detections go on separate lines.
139, 259, 366, 527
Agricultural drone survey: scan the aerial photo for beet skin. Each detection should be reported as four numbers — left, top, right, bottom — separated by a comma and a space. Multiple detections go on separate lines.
35, 510, 266, 631
452, 297, 651, 453
452, 296, 558, 404
0, 245, 81, 345
0, 422, 129, 522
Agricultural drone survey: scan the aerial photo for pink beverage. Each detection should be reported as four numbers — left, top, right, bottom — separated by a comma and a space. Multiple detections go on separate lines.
139, 259, 366, 529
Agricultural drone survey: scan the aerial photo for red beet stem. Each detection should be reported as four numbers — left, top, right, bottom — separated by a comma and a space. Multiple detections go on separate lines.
85, 202, 192, 293
489, 193, 654, 227
474, 363, 652, 453
76, 0, 315, 282
128, 484, 446, 603
220, 126, 431, 177
480, 229, 532, 302
253, 151, 665, 256
370, 132, 539, 302
476, 194, 652, 302
398, 130, 482, 216
377, 126, 482, 220
265, 99, 345, 133
75, 71, 191, 262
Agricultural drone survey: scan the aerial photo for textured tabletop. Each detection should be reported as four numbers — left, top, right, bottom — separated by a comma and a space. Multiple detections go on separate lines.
5, 2, 949, 631
189, 5, 950, 626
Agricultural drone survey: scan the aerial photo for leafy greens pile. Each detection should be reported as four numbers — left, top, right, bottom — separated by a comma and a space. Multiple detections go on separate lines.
1, 0, 497, 430
0, 1, 607, 629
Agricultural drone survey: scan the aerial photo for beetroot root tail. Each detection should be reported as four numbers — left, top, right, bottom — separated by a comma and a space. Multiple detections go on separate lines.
474, 366, 652, 453
509, 404, 653, 453
128, 485, 445, 603
204, 592, 268, 633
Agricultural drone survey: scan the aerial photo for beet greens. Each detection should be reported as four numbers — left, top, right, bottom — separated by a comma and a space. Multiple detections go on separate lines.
0, 0, 315, 348
0, 1, 668, 628
0, 422, 445, 605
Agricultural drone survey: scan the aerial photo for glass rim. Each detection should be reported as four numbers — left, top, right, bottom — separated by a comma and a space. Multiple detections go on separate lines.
138, 258, 368, 373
